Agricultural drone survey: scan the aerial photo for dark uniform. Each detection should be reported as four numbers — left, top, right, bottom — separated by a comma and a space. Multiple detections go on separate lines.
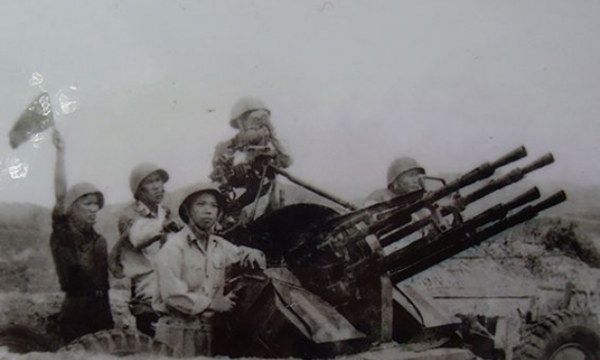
50, 208, 114, 343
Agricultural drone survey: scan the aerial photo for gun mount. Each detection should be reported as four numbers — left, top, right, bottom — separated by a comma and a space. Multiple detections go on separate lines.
218, 146, 568, 358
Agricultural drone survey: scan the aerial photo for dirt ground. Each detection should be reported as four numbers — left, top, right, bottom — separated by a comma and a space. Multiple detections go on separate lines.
405, 216, 600, 317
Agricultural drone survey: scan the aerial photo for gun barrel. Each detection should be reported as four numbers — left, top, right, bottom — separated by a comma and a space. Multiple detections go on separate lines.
384, 187, 541, 273
440, 146, 526, 200
490, 145, 527, 168
456, 153, 554, 211
388, 190, 566, 283
492, 190, 566, 230
504, 187, 542, 209
522, 153, 554, 174
270, 166, 358, 210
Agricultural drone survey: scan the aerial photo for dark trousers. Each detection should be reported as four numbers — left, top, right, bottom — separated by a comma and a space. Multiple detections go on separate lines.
129, 282, 159, 337
134, 312, 159, 337
59, 295, 114, 343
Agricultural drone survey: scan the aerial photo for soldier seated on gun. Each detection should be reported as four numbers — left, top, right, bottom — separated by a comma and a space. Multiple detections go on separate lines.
152, 183, 266, 357
364, 157, 425, 207
49, 128, 114, 342
108, 163, 182, 337
364, 157, 439, 253
210, 96, 292, 227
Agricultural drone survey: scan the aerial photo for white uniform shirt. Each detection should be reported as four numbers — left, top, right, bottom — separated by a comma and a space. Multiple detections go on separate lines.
153, 226, 264, 316
116, 201, 171, 304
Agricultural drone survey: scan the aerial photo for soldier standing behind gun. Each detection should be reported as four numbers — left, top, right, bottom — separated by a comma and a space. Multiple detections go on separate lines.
153, 183, 266, 357
108, 163, 181, 337
210, 97, 292, 226
50, 128, 114, 342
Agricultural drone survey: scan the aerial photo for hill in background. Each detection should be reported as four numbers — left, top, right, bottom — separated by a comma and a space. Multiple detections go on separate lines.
0, 203, 54, 292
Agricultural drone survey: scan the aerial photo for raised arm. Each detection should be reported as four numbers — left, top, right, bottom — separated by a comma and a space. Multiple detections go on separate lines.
270, 136, 293, 168
53, 128, 68, 214
126, 213, 167, 251
263, 119, 292, 168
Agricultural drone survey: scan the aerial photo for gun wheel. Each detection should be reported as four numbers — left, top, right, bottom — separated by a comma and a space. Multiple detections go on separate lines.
60, 328, 174, 356
513, 309, 600, 360
0, 325, 53, 353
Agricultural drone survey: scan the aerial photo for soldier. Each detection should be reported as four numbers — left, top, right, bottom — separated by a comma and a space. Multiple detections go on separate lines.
364, 157, 425, 207
153, 183, 266, 357
210, 96, 292, 226
50, 128, 114, 342
108, 163, 181, 337
364, 157, 434, 254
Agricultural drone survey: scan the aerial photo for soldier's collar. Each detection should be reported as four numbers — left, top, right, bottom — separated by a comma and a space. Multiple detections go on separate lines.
185, 225, 215, 248
135, 200, 164, 218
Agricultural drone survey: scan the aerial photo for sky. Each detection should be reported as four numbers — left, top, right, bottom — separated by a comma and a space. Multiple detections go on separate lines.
0, 0, 599, 208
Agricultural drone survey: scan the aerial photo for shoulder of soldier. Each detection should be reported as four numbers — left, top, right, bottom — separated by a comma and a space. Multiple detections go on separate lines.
94, 233, 109, 250
51, 205, 69, 231
366, 188, 393, 203
119, 202, 140, 220
118, 202, 143, 225
50, 207, 74, 247
161, 228, 189, 253
215, 138, 232, 148
214, 139, 234, 154
49, 230, 68, 251
160, 204, 174, 217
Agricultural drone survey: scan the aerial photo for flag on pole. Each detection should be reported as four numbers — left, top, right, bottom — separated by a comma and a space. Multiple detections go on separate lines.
9, 93, 55, 149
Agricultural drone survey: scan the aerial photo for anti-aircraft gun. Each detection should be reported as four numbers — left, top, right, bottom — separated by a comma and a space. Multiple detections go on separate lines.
39, 146, 597, 359
212, 145, 582, 359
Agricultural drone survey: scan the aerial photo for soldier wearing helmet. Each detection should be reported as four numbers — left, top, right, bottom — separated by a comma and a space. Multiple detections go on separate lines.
49, 128, 114, 342
108, 162, 182, 337
364, 157, 425, 207
153, 183, 265, 356
210, 97, 292, 227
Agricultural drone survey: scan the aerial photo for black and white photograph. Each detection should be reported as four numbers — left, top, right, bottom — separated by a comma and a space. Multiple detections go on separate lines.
0, 1, 599, 359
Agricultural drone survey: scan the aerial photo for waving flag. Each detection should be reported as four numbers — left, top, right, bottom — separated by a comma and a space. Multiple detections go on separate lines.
9, 93, 55, 149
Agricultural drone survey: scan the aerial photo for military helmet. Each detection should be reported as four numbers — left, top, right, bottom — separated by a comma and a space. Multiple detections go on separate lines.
65, 182, 104, 211
386, 157, 425, 187
129, 163, 169, 195
178, 182, 226, 224
229, 96, 271, 129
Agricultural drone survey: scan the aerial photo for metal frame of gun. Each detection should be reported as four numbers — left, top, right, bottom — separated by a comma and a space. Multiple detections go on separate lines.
384, 187, 541, 268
